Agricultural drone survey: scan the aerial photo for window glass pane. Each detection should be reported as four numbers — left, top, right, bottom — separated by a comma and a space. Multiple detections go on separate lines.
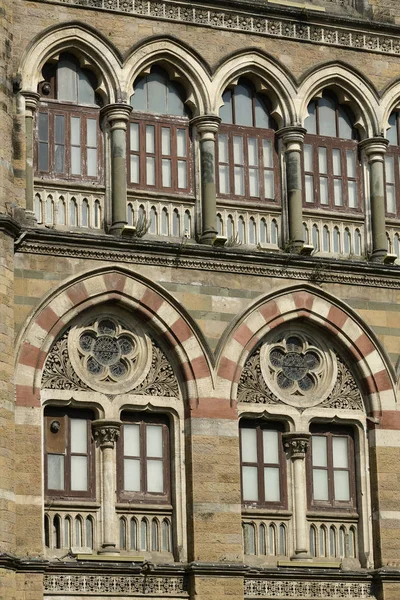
147, 459, 164, 493
312, 436, 327, 467
318, 147, 327, 174
346, 150, 356, 178
386, 155, 395, 184
124, 458, 141, 491
387, 112, 398, 146
348, 181, 357, 208
71, 455, 88, 491
334, 470, 350, 501
234, 84, 253, 127
148, 72, 167, 114
124, 424, 140, 456
146, 425, 163, 458
162, 159, 172, 187
242, 466, 258, 501
264, 467, 280, 502
304, 102, 316, 135
81, 200, 88, 226
55, 115, 65, 144
130, 155, 139, 183
264, 170, 274, 199
313, 469, 329, 500
305, 175, 314, 203
332, 437, 348, 468
218, 134, 229, 163
39, 143, 49, 172
71, 147, 81, 175
248, 138, 258, 166
131, 78, 146, 110
177, 161, 187, 189
70, 419, 87, 453
332, 149, 341, 176
48, 454, 64, 489
234, 166, 245, 196
161, 128, 171, 155
338, 107, 353, 140
87, 148, 97, 177
249, 168, 259, 197
233, 136, 243, 163
262, 139, 273, 168
334, 179, 343, 206
304, 144, 313, 172
87, 119, 97, 147
167, 81, 186, 116
71, 117, 81, 145
58, 58, 77, 102
78, 71, 95, 104
318, 95, 337, 137
320, 177, 329, 205
219, 165, 229, 194
177, 129, 187, 157
54, 145, 65, 173
254, 96, 270, 129
241, 428, 257, 463
146, 125, 155, 153
130, 123, 139, 152
220, 90, 233, 124
146, 157, 156, 185
39, 112, 49, 141
263, 430, 279, 464
386, 185, 396, 213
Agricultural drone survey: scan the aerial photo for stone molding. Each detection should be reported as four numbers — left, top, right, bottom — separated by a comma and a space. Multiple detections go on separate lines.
244, 578, 375, 598
44, 574, 188, 595
282, 432, 311, 459
28, 0, 400, 59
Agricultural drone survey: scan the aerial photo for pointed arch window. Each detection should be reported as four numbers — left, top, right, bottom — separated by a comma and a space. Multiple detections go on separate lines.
36, 53, 102, 182
303, 92, 360, 211
217, 79, 278, 202
128, 66, 191, 193
385, 111, 400, 216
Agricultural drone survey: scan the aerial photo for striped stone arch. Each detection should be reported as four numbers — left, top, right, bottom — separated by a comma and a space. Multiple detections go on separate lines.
216, 285, 396, 416
15, 267, 213, 409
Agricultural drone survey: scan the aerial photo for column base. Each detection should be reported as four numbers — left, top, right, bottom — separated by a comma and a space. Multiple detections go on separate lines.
109, 222, 127, 236
98, 543, 120, 555
369, 248, 387, 263
24, 210, 37, 226
200, 230, 218, 245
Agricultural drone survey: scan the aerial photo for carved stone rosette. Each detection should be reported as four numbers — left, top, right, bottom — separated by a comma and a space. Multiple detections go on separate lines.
92, 420, 121, 448
283, 432, 311, 459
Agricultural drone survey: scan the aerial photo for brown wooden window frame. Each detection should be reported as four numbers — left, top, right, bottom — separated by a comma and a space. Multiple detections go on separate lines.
118, 413, 171, 505
384, 111, 400, 217
35, 101, 102, 183
307, 426, 357, 513
127, 113, 191, 195
240, 421, 287, 510
44, 407, 95, 501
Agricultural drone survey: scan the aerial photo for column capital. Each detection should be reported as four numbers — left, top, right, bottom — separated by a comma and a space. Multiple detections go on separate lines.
101, 103, 132, 130
191, 114, 221, 140
359, 137, 389, 162
92, 420, 121, 448
283, 432, 311, 459
21, 91, 40, 116
277, 126, 307, 151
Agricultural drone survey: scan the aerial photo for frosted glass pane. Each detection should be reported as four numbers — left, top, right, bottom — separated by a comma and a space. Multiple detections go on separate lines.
386, 185, 396, 213
346, 150, 356, 178
148, 73, 167, 114
318, 147, 327, 174
146, 425, 163, 458
220, 90, 233, 124
71, 117, 81, 145
255, 96, 270, 129
262, 139, 273, 168
320, 177, 329, 205
130, 79, 146, 110
39, 143, 48, 171
39, 113, 49, 141
162, 159, 172, 187
234, 84, 253, 127
146, 126, 155, 153
332, 437, 348, 468
334, 471, 350, 501
71, 456, 88, 491
338, 107, 353, 140
130, 123, 139, 152
218, 134, 229, 163
387, 113, 398, 146
234, 167, 244, 195
219, 165, 229, 193
146, 157, 156, 185
58, 59, 77, 102
249, 168, 259, 197
263, 430, 279, 464
264, 467, 280, 502
305, 175, 314, 203
87, 148, 97, 177
124, 458, 141, 491
334, 179, 343, 206
78, 71, 95, 104
178, 161, 187, 188
242, 466, 258, 501
167, 82, 185, 116
71, 419, 87, 453
55, 115, 65, 145
312, 436, 327, 467
128, 155, 139, 184
177, 129, 186, 157
304, 144, 313, 171
48, 454, 64, 490
161, 128, 171, 155
124, 424, 140, 456
319, 96, 337, 137
264, 170, 274, 199
54, 145, 65, 173
332, 149, 341, 176
386, 155, 395, 183
233, 136, 243, 163
313, 469, 329, 500
71, 147, 81, 175
241, 428, 257, 463
87, 119, 97, 147
248, 138, 258, 166
348, 181, 357, 208
147, 460, 163, 492
304, 102, 316, 134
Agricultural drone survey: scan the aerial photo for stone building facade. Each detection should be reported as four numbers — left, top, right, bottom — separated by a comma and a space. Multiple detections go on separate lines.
2, 0, 400, 599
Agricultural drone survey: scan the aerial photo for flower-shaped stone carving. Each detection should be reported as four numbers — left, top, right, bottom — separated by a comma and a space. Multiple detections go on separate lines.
269, 336, 321, 392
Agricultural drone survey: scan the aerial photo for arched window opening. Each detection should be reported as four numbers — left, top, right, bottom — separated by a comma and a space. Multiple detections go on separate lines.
130, 518, 138, 551
218, 78, 277, 201
319, 526, 327, 557
69, 198, 77, 226
339, 527, 346, 557
312, 224, 319, 251
172, 209, 180, 237
310, 526, 317, 558
81, 198, 89, 227
75, 516, 83, 547
64, 516, 71, 549
86, 517, 93, 549
151, 519, 159, 552
349, 527, 356, 558
161, 208, 169, 235
127, 203, 134, 226
259, 523, 266, 555
354, 229, 361, 256
120, 518, 127, 551
271, 219, 278, 245
303, 222, 309, 244
162, 519, 171, 553
150, 206, 157, 234
385, 111, 400, 217
279, 524, 286, 556
53, 515, 61, 549
44, 515, 50, 548
227, 215, 234, 239
238, 216, 245, 243
386, 232, 392, 253
141, 519, 148, 551
243, 523, 256, 555
94, 200, 101, 228
304, 91, 359, 211
184, 210, 191, 237
395, 233, 400, 258
249, 217, 256, 245
333, 226, 340, 253
57, 197, 66, 225
45, 195, 54, 224
216, 213, 223, 236
344, 228, 351, 254
330, 526, 337, 558
260, 218, 267, 244
269, 524, 277, 556
323, 225, 330, 252
34, 194, 43, 223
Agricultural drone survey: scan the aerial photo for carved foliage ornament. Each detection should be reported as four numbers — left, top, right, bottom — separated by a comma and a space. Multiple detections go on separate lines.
244, 579, 374, 598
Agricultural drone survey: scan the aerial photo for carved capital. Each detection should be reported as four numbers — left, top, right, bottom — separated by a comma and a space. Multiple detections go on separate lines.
21, 91, 40, 117
92, 420, 121, 448
359, 137, 389, 163
191, 114, 221, 141
101, 103, 132, 131
277, 126, 307, 152
283, 432, 311, 459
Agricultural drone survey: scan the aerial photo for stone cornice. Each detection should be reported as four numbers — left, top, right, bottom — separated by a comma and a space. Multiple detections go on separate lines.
0, 214, 21, 240
14, 228, 400, 290
27, 0, 400, 58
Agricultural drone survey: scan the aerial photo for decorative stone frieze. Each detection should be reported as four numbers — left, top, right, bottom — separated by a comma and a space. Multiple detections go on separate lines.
244, 579, 375, 598
43, 574, 188, 595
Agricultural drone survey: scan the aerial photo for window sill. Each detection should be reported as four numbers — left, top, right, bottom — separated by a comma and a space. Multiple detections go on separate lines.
242, 507, 292, 517
34, 178, 105, 192
216, 197, 281, 211
127, 189, 195, 203
45, 500, 100, 508
307, 510, 359, 519
116, 503, 173, 513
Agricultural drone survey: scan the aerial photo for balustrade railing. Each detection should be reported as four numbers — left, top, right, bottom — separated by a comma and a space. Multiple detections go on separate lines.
308, 517, 358, 560
34, 186, 104, 230
303, 214, 365, 257
242, 516, 291, 558
44, 507, 99, 553
216, 205, 280, 247
127, 197, 194, 239
117, 506, 173, 556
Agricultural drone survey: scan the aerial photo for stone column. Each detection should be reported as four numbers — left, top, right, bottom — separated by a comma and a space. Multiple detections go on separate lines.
92, 420, 121, 553
191, 115, 221, 245
21, 91, 40, 224
359, 137, 389, 263
278, 127, 307, 252
101, 104, 132, 235
283, 432, 311, 559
